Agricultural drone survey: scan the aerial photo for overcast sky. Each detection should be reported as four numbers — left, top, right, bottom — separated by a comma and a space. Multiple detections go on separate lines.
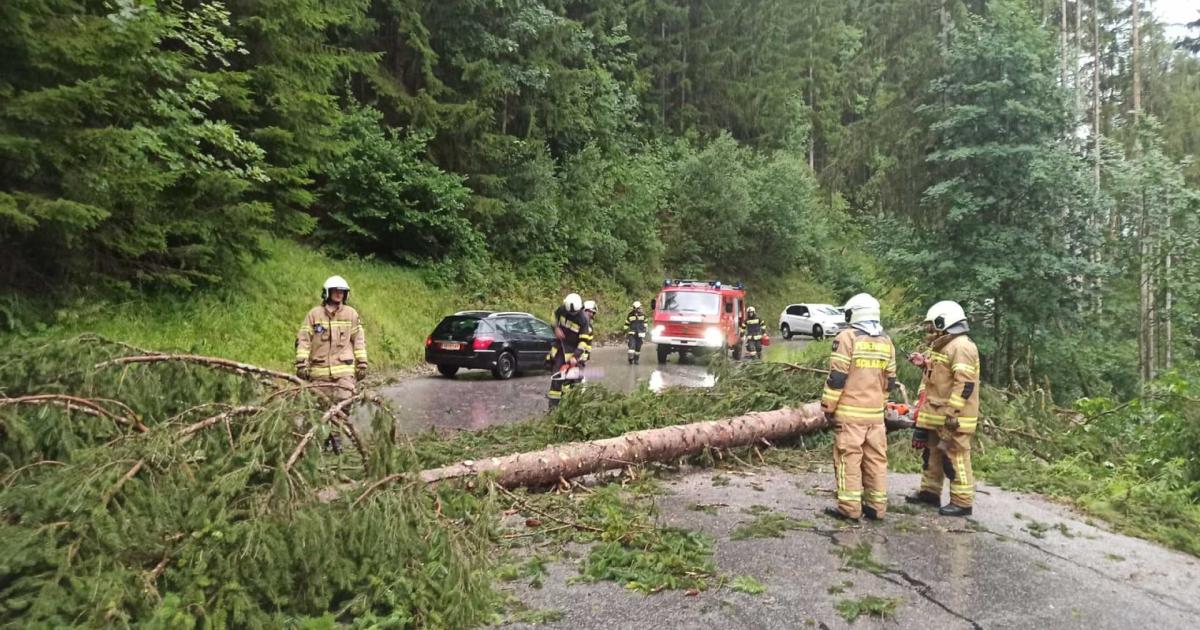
1152, 0, 1198, 41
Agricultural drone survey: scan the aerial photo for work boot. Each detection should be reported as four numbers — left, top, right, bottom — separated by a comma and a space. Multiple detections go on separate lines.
938, 504, 973, 517
822, 506, 860, 523
904, 491, 940, 507
862, 505, 883, 521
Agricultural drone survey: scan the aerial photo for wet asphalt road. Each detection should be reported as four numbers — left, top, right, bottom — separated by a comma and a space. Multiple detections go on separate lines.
379, 339, 811, 433
503, 469, 1200, 630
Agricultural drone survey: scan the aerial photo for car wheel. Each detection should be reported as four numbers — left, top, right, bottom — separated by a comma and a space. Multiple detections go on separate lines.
781, 323, 792, 340
812, 324, 823, 339
491, 351, 516, 380
437, 364, 459, 378
657, 344, 670, 364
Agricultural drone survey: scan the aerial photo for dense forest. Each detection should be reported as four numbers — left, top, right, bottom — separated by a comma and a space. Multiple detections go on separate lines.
3, 0, 1200, 398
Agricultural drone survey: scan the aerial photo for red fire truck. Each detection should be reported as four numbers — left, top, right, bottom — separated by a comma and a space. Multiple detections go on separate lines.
651, 279, 748, 364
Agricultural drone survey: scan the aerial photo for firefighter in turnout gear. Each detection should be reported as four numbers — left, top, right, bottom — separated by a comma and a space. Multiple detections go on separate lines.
741, 306, 766, 359
624, 301, 647, 364
821, 293, 897, 522
904, 301, 980, 517
547, 293, 593, 409
295, 276, 368, 450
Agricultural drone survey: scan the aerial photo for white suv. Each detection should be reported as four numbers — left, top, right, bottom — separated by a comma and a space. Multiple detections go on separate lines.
779, 304, 843, 339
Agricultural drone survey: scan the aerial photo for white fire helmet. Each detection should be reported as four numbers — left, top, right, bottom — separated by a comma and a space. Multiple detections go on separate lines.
925, 300, 967, 332
842, 293, 881, 324
322, 275, 350, 302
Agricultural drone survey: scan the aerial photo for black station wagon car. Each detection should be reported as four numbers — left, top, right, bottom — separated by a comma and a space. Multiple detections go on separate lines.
424, 311, 556, 379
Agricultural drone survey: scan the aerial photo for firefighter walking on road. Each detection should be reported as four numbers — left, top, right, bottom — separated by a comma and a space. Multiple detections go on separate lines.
547, 293, 593, 409
821, 293, 897, 522
624, 301, 647, 364
741, 306, 766, 360
904, 301, 980, 517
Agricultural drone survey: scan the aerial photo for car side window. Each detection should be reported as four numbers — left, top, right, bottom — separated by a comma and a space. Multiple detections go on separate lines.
798, 306, 810, 317
530, 320, 554, 338
505, 318, 534, 336
786, 305, 802, 316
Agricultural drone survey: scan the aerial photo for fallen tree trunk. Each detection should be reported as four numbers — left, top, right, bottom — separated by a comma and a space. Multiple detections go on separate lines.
412, 403, 914, 489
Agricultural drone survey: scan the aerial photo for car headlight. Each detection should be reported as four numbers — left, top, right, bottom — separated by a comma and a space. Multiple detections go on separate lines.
703, 327, 725, 347
651, 325, 665, 342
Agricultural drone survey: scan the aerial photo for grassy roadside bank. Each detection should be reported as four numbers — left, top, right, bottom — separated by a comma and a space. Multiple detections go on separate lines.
0, 240, 843, 371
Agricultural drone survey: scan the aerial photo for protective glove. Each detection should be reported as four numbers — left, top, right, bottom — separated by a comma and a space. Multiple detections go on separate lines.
355, 365, 368, 381
945, 416, 960, 432
296, 364, 310, 380
908, 352, 926, 367
911, 427, 929, 450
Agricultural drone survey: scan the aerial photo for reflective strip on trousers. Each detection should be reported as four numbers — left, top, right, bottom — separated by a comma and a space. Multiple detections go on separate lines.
310, 364, 355, 378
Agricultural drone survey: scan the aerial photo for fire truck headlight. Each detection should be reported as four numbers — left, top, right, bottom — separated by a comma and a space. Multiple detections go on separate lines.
651, 325, 665, 343
704, 327, 725, 348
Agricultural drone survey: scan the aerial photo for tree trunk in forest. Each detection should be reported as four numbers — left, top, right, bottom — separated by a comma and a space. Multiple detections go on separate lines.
1060, 0, 1068, 90
1165, 245, 1173, 370
1131, 0, 1141, 121
415, 403, 914, 488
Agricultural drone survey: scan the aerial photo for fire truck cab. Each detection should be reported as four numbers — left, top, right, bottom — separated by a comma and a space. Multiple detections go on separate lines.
650, 279, 747, 364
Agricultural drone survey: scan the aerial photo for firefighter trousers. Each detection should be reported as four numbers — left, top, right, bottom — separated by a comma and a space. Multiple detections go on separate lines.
627, 333, 644, 359
547, 347, 581, 408
920, 428, 975, 507
832, 422, 888, 518
745, 338, 763, 359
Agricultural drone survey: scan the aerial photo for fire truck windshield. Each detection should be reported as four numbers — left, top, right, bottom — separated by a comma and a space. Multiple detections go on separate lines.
661, 291, 720, 315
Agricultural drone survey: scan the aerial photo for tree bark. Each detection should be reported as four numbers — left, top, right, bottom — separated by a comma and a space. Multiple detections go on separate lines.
414, 403, 914, 489
1131, 0, 1141, 121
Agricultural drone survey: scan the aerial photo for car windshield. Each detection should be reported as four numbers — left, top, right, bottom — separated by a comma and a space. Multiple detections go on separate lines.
433, 317, 483, 341
661, 291, 720, 315
817, 306, 842, 316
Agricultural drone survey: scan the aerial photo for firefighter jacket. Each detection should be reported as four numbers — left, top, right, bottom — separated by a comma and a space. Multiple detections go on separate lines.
296, 303, 368, 379
821, 328, 897, 425
916, 333, 980, 433
552, 306, 593, 362
624, 310, 647, 335
741, 316, 766, 340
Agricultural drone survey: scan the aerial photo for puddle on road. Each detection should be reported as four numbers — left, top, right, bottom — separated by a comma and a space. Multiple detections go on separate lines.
377, 339, 814, 433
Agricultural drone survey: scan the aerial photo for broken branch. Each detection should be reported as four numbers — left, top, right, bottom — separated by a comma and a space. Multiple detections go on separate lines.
93, 354, 302, 385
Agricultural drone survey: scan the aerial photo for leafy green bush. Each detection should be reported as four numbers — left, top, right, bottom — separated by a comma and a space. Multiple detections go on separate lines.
318, 106, 480, 266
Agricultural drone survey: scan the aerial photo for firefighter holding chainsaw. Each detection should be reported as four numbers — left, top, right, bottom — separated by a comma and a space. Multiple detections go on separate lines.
821, 293, 897, 522
547, 293, 593, 409
624, 301, 647, 364
905, 300, 980, 517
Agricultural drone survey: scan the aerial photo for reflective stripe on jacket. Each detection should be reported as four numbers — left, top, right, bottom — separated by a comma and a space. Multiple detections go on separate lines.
552, 306, 593, 361
624, 311, 647, 334
915, 334, 980, 433
741, 317, 765, 340
821, 328, 897, 424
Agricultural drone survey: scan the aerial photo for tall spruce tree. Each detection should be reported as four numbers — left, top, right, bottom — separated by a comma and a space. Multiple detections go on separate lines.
0, 1, 272, 289
915, 0, 1094, 385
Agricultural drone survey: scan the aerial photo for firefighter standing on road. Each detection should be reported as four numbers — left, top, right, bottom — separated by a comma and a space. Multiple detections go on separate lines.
904, 301, 980, 517
295, 275, 368, 401
547, 293, 593, 409
741, 306, 766, 360
623, 301, 648, 364
821, 293, 897, 522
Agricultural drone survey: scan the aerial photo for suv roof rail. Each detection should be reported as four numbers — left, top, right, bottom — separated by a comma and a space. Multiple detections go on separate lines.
453, 310, 494, 317
488, 311, 533, 318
